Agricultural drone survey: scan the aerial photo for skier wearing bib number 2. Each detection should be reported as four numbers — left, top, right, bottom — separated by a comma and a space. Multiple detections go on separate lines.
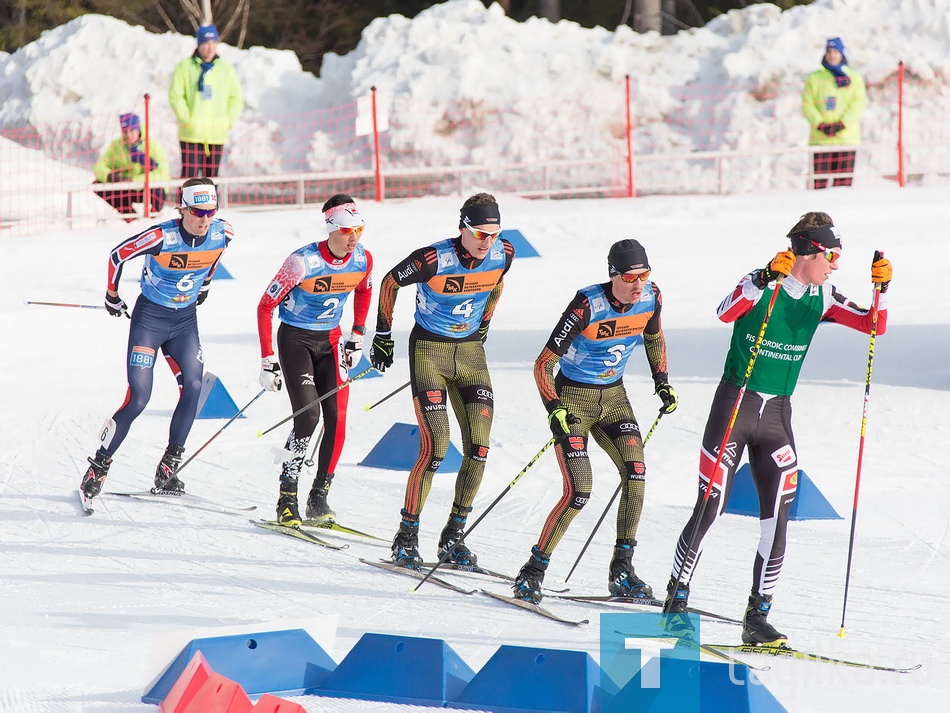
256, 194, 373, 528
369, 193, 515, 569
512, 239, 678, 605
79, 177, 232, 504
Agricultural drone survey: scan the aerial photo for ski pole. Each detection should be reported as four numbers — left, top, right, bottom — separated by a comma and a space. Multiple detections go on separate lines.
413, 438, 556, 592
838, 277, 883, 638
26, 300, 130, 319
304, 424, 326, 468
665, 275, 784, 613
257, 366, 375, 437
564, 409, 665, 583
178, 390, 266, 474
364, 381, 410, 411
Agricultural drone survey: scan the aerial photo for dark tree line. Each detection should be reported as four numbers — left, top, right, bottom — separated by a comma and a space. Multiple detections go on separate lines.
0, 1, 815, 75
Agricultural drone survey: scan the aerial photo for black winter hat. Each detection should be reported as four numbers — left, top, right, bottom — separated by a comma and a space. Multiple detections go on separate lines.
608, 239, 649, 275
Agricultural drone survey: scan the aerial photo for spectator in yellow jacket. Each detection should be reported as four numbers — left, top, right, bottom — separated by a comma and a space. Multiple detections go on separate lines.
801, 37, 866, 189
93, 113, 169, 219
169, 24, 244, 180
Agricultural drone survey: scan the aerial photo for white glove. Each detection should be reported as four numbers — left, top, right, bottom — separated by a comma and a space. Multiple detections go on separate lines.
104, 291, 128, 317
343, 331, 364, 369
259, 356, 282, 392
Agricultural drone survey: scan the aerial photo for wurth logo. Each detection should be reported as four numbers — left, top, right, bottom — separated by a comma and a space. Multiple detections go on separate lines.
426, 390, 443, 404
568, 436, 585, 451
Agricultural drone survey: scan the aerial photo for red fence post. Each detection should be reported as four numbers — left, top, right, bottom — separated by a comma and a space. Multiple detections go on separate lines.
897, 61, 905, 188
144, 93, 151, 218
625, 75, 635, 198
371, 86, 383, 202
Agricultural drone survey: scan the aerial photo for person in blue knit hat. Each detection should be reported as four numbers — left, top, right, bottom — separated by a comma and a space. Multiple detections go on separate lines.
169, 22, 244, 183
801, 37, 867, 189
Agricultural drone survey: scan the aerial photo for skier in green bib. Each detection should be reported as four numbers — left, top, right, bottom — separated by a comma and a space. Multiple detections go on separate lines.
664, 211, 892, 646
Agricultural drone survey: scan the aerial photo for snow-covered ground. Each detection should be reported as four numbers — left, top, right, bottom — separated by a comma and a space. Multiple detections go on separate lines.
1, 183, 947, 711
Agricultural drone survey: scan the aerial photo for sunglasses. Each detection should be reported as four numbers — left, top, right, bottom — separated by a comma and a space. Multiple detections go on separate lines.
186, 207, 218, 217
467, 226, 502, 242
807, 240, 841, 263
334, 225, 364, 237
618, 270, 651, 283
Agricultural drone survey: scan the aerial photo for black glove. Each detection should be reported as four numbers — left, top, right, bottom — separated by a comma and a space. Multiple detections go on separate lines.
370, 333, 395, 372
104, 292, 128, 318
655, 382, 679, 414
478, 322, 490, 343
818, 121, 844, 136
547, 403, 580, 439
196, 282, 210, 305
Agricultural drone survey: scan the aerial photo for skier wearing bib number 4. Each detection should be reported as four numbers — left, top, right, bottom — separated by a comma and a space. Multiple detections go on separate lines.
79, 178, 232, 503
369, 193, 515, 570
256, 194, 373, 528
512, 239, 677, 605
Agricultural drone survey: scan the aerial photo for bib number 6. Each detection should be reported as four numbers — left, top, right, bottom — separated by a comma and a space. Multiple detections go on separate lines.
176, 272, 196, 292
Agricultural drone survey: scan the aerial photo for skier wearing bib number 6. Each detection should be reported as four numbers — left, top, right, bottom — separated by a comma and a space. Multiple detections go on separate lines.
369, 193, 515, 570
79, 177, 232, 504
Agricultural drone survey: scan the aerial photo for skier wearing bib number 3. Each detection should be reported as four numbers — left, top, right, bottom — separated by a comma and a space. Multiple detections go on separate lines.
512, 239, 678, 605
256, 194, 374, 528
79, 178, 232, 504
369, 193, 515, 570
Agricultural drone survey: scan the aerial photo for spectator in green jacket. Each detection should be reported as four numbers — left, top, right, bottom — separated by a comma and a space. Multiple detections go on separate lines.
168, 24, 244, 180
93, 113, 169, 219
801, 37, 867, 189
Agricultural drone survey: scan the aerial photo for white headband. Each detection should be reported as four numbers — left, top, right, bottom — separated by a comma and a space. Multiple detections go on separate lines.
324, 202, 364, 231
181, 184, 218, 208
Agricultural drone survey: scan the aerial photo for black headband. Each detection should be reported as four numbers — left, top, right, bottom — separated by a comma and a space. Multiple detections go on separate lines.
788, 225, 842, 255
460, 202, 501, 230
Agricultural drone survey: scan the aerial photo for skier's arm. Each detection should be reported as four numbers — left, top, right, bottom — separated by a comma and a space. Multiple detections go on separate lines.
256, 253, 307, 358
374, 246, 437, 334
534, 292, 591, 412
642, 283, 670, 388
107, 226, 164, 292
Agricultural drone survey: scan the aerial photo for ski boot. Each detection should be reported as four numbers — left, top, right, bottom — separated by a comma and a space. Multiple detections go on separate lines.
607, 539, 654, 598
153, 444, 185, 492
305, 471, 336, 524
276, 474, 302, 527
391, 510, 423, 570
663, 577, 695, 636
438, 506, 477, 567
742, 592, 787, 646
513, 546, 549, 605
80, 451, 113, 499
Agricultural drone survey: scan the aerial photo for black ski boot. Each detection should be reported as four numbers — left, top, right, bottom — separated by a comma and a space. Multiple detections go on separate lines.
153, 444, 185, 492
305, 471, 336, 524
663, 577, 695, 636
513, 546, 549, 605
277, 474, 302, 527
80, 450, 113, 499
391, 510, 423, 570
607, 539, 654, 598
742, 593, 787, 646
438, 506, 477, 567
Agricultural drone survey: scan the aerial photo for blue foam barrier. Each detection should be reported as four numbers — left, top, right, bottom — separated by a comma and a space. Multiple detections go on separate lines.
141, 628, 336, 704
358, 422, 463, 473
724, 464, 842, 520
449, 645, 601, 713
349, 353, 381, 379
500, 229, 540, 258
607, 657, 786, 713
213, 263, 234, 279
195, 371, 244, 419
316, 633, 474, 706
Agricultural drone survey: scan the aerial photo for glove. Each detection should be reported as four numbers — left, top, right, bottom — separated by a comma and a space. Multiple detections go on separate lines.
478, 322, 490, 343
753, 250, 795, 288
871, 250, 892, 293
128, 144, 146, 166
655, 382, 679, 414
196, 282, 210, 305
817, 122, 844, 136
343, 331, 364, 369
259, 357, 282, 392
547, 404, 580, 439
370, 333, 395, 372
104, 292, 128, 317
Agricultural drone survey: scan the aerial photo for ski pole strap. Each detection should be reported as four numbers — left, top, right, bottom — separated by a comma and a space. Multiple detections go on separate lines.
257, 366, 375, 437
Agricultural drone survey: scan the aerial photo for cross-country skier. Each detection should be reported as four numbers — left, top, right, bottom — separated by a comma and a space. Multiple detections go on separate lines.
369, 193, 515, 569
256, 194, 373, 527
664, 211, 892, 645
79, 178, 231, 501
512, 239, 678, 604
